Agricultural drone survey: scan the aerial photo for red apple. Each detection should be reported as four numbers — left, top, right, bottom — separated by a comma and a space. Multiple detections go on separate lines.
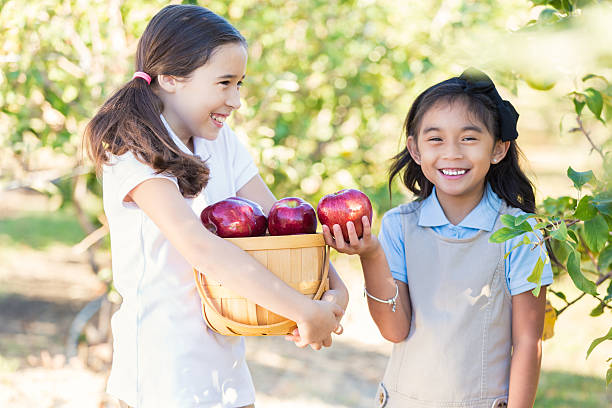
268, 197, 317, 236
317, 189, 373, 242
200, 197, 267, 238
232, 197, 267, 236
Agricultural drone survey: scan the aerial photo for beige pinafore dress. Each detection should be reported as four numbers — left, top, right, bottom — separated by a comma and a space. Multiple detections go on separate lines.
377, 201, 518, 408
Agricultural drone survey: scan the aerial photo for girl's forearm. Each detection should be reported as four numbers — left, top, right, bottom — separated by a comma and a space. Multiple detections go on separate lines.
327, 263, 349, 310
360, 246, 410, 342
507, 339, 542, 408
187, 226, 315, 324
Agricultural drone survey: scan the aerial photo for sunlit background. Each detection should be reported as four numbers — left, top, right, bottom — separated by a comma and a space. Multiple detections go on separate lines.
1, 0, 611, 406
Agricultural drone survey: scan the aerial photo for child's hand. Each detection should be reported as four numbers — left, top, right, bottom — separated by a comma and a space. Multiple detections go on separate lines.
322, 216, 380, 258
285, 288, 346, 350
285, 324, 343, 350
291, 299, 343, 349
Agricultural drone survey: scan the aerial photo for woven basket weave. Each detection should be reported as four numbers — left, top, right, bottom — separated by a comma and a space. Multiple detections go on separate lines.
194, 233, 329, 336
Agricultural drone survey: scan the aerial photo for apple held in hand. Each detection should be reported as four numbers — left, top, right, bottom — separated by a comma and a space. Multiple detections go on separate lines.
317, 189, 373, 242
268, 197, 317, 236
200, 197, 267, 238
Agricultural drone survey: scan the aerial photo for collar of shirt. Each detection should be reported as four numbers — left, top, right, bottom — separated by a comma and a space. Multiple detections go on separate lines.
417, 184, 502, 232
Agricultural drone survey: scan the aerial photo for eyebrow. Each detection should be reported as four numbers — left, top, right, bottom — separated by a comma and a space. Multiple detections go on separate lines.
423, 125, 483, 133
216, 74, 246, 80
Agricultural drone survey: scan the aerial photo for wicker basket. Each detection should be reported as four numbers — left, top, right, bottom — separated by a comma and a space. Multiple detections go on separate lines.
194, 233, 330, 336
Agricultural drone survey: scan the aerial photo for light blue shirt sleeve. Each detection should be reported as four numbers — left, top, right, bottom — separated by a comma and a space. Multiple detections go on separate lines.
505, 216, 554, 296
377, 208, 408, 284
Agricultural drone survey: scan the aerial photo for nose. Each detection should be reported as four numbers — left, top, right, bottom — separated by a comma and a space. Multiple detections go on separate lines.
442, 141, 464, 160
226, 87, 241, 110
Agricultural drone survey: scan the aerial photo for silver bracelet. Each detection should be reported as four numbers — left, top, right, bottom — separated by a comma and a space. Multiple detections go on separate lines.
364, 282, 399, 312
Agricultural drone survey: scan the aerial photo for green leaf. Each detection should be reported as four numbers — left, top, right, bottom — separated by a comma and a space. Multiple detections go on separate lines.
590, 302, 604, 317
585, 88, 604, 120
582, 74, 609, 84
584, 214, 608, 252
573, 97, 586, 115
550, 219, 568, 241
489, 227, 526, 243
599, 245, 612, 271
567, 250, 598, 296
501, 214, 517, 228
528, 257, 545, 297
567, 167, 594, 189
605, 280, 612, 302
552, 290, 567, 301
515, 213, 536, 226
551, 239, 572, 264
567, 229, 579, 244
586, 327, 612, 359
607, 366, 611, 386
516, 221, 534, 233
538, 8, 559, 24
573, 195, 597, 221
533, 221, 548, 230
592, 193, 612, 216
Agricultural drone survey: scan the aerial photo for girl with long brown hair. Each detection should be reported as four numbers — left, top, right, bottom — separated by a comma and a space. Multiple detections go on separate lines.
85, 5, 347, 407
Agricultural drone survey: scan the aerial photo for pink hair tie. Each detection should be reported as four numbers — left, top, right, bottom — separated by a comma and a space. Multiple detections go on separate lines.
133, 71, 152, 85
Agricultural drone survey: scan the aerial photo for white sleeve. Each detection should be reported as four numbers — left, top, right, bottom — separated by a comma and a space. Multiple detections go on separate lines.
104, 152, 180, 209
227, 127, 259, 191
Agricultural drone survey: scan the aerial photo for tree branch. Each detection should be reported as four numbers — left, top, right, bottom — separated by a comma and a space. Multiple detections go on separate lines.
576, 114, 605, 160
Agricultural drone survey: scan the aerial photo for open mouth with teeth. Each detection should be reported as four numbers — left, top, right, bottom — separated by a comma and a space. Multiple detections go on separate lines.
210, 113, 227, 128
439, 168, 469, 177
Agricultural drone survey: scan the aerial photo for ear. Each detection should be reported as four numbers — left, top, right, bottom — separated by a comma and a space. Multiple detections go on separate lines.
156, 74, 179, 94
406, 135, 421, 165
491, 140, 510, 164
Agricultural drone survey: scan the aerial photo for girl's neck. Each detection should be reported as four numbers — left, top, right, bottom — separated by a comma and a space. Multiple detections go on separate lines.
435, 183, 486, 226
162, 110, 194, 153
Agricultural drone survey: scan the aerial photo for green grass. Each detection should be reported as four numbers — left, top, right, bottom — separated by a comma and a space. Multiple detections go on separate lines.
0, 210, 85, 249
536, 370, 610, 407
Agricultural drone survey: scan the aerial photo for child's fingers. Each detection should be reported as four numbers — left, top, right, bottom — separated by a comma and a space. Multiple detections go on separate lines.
346, 221, 360, 246
330, 302, 344, 319
321, 225, 335, 247
309, 342, 322, 351
333, 323, 344, 335
284, 328, 300, 342
294, 339, 309, 348
332, 224, 346, 249
322, 335, 333, 348
362, 216, 372, 238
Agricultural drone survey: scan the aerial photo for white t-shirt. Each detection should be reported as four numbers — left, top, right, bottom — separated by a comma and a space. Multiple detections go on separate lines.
103, 115, 259, 407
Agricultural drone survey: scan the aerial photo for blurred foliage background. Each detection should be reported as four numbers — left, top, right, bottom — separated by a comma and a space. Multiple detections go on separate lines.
1, 0, 611, 406
3, 0, 608, 214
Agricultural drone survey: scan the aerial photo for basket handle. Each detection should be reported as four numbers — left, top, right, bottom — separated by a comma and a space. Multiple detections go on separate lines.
312, 244, 330, 300
195, 270, 296, 335
193, 244, 331, 335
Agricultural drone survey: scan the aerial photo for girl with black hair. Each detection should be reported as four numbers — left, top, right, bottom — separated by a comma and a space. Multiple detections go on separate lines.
323, 68, 550, 408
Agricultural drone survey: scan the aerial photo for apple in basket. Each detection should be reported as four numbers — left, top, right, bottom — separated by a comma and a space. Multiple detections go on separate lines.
268, 197, 317, 236
200, 197, 267, 238
317, 188, 373, 242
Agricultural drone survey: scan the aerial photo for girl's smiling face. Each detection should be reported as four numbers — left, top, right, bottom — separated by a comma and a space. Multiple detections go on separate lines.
407, 100, 509, 206
156, 42, 247, 142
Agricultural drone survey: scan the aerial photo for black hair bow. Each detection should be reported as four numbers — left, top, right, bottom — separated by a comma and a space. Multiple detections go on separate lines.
457, 67, 519, 142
